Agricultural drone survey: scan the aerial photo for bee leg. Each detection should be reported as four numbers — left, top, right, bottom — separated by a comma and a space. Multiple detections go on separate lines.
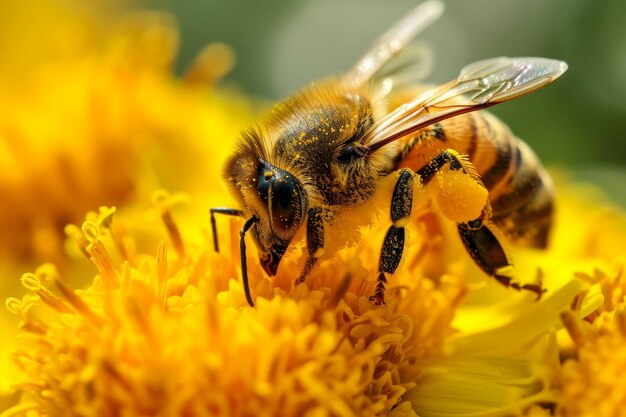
294, 207, 325, 287
416, 149, 471, 182
239, 215, 260, 307
458, 219, 545, 299
371, 169, 414, 305
417, 150, 545, 299
210, 207, 244, 252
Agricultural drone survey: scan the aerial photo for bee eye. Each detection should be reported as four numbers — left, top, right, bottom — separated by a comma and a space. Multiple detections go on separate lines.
337, 143, 365, 164
257, 161, 307, 238
269, 175, 305, 236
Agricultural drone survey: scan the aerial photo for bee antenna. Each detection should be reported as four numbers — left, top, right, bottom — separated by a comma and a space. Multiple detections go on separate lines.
240, 215, 259, 307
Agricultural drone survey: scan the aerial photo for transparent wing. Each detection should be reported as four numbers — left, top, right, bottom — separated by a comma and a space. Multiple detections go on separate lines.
365, 57, 568, 151
373, 42, 434, 97
345, 0, 444, 87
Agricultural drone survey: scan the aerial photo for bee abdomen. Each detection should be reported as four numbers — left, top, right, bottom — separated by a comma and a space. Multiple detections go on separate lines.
453, 113, 553, 248
393, 111, 555, 248
488, 140, 554, 248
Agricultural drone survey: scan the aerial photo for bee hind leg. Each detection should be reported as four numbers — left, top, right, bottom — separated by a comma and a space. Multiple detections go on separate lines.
458, 219, 545, 299
416, 149, 544, 299
371, 169, 414, 305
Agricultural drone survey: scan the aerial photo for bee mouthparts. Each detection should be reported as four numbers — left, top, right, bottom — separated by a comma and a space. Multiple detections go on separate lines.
260, 252, 280, 276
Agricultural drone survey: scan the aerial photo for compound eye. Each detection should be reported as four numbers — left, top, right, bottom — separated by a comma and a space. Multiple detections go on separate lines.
269, 174, 305, 237
337, 142, 366, 164
337, 144, 357, 163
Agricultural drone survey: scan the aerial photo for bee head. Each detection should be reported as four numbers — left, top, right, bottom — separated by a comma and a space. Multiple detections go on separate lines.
225, 149, 308, 276
223, 79, 377, 276
254, 160, 307, 275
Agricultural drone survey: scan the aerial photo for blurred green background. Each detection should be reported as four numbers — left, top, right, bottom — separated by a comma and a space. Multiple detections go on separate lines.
151, 0, 625, 204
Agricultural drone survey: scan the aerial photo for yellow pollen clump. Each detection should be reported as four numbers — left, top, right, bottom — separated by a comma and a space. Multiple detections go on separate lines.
431, 168, 489, 223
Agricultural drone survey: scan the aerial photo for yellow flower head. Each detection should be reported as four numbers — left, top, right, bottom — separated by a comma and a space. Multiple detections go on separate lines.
0, 4, 252, 407
0, 5, 250, 266
552, 264, 626, 417
1, 4, 625, 416
3, 192, 458, 416
3, 180, 608, 417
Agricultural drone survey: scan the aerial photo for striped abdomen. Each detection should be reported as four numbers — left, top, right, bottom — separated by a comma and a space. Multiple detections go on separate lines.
394, 111, 554, 248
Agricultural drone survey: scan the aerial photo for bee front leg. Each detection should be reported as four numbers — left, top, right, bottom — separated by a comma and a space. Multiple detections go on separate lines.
371, 169, 414, 305
210, 207, 244, 252
294, 207, 325, 287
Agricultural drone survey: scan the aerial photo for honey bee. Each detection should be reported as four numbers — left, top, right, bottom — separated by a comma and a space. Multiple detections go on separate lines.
211, 1, 567, 306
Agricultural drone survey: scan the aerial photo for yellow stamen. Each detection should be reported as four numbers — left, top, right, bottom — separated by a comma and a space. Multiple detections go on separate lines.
183, 43, 235, 87
20, 273, 72, 314
152, 190, 187, 258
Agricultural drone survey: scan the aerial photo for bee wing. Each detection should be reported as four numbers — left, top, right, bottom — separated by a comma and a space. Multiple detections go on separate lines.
345, 0, 444, 87
365, 57, 568, 151
373, 43, 434, 97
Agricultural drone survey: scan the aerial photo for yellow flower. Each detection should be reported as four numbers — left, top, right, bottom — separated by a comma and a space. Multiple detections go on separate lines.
2, 177, 608, 417
0, 4, 624, 415
547, 263, 626, 417
0, 4, 251, 266
510, 179, 626, 417
1, 192, 456, 416
0, 3, 252, 405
